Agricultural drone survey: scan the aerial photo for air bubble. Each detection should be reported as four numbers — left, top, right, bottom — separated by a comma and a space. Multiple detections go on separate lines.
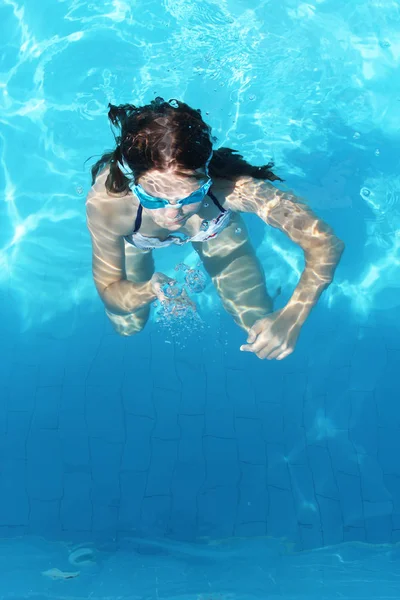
375, 149, 380, 156
249, 95, 256, 101
174, 262, 189, 272
360, 187, 371, 199
235, 227, 242, 235
185, 269, 206, 293
162, 283, 182, 298
353, 132, 360, 139
203, 202, 209, 208
380, 40, 391, 48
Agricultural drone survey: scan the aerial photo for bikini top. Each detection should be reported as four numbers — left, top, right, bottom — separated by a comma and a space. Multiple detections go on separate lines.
123, 189, 232, 250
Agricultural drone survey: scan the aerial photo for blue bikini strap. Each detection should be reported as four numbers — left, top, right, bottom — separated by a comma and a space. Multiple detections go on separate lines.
208, 189, 226, 213
133, 203, 143, 232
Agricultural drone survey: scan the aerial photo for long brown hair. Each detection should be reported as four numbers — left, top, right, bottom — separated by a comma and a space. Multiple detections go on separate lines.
88, 97, 283, 195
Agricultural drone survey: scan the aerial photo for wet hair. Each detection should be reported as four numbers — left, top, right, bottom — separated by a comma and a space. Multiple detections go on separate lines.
88, 97, 283, 195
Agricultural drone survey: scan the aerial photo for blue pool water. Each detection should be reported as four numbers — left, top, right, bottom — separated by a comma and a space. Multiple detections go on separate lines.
1, 0, 400, 597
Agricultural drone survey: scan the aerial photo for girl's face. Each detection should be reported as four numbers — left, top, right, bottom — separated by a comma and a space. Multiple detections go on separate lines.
137, 167, 210, 230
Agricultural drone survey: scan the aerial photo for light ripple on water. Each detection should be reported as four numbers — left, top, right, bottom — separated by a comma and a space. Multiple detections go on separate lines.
1, 536, 400, 599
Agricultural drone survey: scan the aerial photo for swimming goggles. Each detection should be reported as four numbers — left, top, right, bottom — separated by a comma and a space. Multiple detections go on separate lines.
117, 154, 213, 210
131, 178, 212, 209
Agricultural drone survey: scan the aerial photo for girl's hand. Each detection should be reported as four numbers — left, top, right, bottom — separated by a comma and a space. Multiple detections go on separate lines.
150, 272, 178, 302
240, 306, 303, 360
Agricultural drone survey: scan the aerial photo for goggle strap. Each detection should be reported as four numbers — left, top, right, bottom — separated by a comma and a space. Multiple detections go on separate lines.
117, 159, 133, 178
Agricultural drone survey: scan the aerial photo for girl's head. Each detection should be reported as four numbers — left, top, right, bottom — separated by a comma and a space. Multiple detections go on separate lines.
108, 97, 216, 228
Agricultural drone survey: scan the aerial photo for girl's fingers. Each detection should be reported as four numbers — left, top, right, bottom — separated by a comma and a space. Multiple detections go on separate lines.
276, 348, 293, 360
246, 319, 265, 343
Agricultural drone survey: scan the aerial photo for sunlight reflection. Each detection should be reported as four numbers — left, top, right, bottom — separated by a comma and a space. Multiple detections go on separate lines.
1, 0, 399, 333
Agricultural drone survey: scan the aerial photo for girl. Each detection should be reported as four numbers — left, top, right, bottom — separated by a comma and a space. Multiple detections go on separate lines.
86, 97, 344, 360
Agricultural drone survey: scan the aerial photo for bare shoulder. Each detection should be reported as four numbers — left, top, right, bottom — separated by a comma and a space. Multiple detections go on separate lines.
211, 175, 244, 206
86, 165, 136, 236
214, 175, 278, 214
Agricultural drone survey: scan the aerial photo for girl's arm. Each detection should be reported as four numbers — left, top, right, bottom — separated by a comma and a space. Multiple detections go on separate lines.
227, 177, 345, 326
86, 194, 156, 315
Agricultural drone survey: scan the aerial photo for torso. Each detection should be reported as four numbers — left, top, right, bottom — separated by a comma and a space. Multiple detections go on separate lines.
91, 166, 241, 241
